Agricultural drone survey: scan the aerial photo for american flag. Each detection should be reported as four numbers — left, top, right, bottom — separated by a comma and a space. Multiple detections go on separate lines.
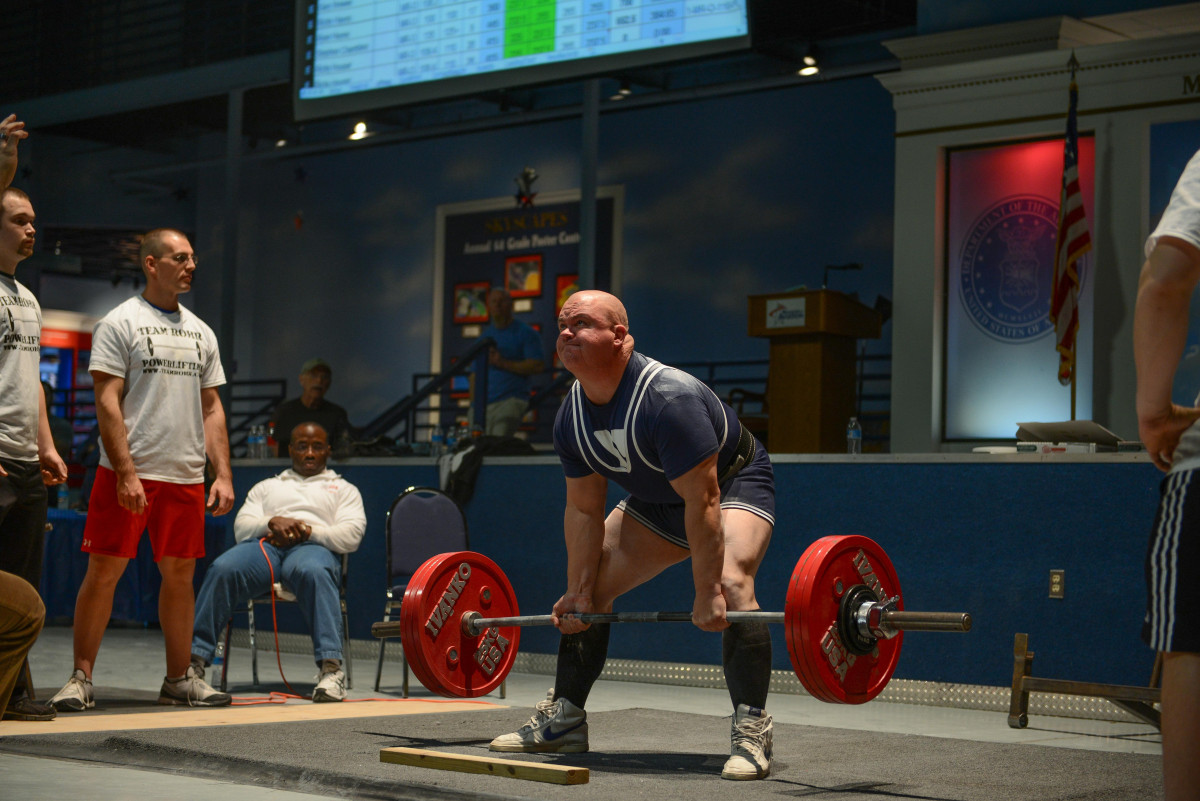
1049, 78, 1092, 386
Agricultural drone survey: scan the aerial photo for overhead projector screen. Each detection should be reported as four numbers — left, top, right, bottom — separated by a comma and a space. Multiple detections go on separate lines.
294, 0, 751, 120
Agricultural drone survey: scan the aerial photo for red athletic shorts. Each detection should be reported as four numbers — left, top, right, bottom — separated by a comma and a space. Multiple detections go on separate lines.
82, 466, 206, 560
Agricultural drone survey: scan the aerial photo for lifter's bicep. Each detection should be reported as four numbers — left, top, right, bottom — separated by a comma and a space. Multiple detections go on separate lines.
564, 473, 607, 520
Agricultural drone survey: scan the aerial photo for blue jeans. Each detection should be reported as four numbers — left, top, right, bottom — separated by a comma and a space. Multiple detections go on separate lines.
192, 540, 343, 665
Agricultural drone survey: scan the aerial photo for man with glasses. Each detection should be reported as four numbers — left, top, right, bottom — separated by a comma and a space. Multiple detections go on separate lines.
189, 422, 365, 701
50, 228, 235, 711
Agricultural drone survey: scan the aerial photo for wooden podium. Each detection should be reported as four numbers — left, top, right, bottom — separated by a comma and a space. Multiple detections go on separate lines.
748, 290, 882, 453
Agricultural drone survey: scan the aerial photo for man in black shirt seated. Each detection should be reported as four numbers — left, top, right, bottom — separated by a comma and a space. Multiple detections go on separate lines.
270, 359, 352, 456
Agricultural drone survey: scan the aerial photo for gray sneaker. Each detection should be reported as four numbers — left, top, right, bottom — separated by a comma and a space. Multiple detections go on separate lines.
721, 704, 772, 780
489, 696, 588, 753
48, 669, 94, 712
312, 662, 346, 703
158, 664, 232, 707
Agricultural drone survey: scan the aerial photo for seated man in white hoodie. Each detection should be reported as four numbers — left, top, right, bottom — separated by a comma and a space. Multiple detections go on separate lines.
190, 422, 365, 701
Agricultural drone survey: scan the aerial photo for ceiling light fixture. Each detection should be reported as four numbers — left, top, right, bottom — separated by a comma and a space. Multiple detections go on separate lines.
349, 121, 370, 140
798, 47, 820, 77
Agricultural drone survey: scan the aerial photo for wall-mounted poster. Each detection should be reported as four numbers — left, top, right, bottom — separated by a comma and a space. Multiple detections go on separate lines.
432, 187, 624, 434
555, 273, 579, 315
943, 135, 1095, 439
453, 282, 490, 324
505, 254, 543, 298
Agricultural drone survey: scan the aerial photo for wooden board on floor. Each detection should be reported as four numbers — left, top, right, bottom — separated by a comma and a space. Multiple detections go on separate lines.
0, 699, 502, 737
380, 746, 589, 785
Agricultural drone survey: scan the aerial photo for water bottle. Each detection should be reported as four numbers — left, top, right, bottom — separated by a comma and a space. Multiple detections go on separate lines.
247, 426, 262, 459
846, 416, 862, 455
444, 424, 458, 453
430, 429, 444, 458
212, 638, 225, 669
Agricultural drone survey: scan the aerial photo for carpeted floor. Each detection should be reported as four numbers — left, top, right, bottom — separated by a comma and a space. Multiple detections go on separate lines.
0, 699, 1161, 801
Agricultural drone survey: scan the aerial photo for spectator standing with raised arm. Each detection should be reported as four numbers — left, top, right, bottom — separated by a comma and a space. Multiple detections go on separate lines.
1134, 147, 1200, 801
50, 228, 234, 711
0, 114, 68, 722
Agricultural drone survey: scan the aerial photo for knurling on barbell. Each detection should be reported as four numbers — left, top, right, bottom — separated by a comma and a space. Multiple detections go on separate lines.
372, 535, 971, 703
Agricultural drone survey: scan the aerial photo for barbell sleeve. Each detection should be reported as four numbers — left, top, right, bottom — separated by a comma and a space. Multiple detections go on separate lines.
881, 610, 972, 632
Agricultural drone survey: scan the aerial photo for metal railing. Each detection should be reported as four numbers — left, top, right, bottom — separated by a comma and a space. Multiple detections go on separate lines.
227, 378, 286, 457
358, 338, 494, 443
358, 351, 891, 450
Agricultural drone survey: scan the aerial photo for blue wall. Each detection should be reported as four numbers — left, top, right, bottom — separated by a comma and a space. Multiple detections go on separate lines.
232, 456, 1162, 690
183, 75, 898, 427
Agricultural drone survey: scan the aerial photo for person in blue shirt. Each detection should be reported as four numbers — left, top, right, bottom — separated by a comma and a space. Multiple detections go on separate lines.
489, 290, 777, 780
476, 288, 543, 437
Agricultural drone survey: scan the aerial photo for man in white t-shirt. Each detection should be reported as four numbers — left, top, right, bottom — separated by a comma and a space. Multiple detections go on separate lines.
0, 115, 69, 722
49, 228, 235, 711
1134, 147, 1200, 801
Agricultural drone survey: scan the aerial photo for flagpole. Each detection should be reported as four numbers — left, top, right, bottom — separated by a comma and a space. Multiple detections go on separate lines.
1051, 50, 1090, 423
1068, 51, 1078, 423
1070, 363, 1077, 421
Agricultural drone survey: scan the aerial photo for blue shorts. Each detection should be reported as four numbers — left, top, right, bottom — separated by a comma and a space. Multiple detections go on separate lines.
616, 441, 775, 549
1144, 469, 1200, 653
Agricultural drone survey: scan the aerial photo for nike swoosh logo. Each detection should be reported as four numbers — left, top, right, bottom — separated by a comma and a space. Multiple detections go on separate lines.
543, 720, 585, 740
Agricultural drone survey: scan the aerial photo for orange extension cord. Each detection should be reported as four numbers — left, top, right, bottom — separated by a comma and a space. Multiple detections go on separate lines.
227, 539, 494, 708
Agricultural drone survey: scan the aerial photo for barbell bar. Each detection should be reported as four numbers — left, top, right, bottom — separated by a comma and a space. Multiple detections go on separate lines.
456, 608, 971, 637
371, 534, 973, 704
373, 607, 971, 640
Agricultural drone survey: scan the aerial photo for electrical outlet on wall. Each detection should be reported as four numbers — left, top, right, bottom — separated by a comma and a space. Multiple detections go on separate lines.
1049, 569, 1065, 599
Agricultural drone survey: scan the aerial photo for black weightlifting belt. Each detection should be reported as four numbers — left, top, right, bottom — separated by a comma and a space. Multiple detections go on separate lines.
717, 421, 756, 486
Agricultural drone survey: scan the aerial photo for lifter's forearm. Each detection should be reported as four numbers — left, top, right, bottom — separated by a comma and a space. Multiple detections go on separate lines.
563, 504, 605, 598
684, 495, 725, 600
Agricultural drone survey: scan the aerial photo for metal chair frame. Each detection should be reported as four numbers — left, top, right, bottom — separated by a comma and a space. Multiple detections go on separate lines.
374, 486, 482, 696
219, 552, 352, 692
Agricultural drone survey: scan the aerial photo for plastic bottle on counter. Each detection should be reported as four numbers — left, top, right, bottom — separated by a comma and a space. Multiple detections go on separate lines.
846, 416, 862, 455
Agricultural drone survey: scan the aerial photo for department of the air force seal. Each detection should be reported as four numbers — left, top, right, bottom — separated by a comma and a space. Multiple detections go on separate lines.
958, 195, 1065, 343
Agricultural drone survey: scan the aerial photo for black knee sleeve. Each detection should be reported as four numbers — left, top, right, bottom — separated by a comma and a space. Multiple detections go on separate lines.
554, 623, 611, 709
722, 620, 772, 710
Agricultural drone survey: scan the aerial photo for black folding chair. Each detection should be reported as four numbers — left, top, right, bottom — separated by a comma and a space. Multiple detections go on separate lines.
374, 486, 478, 696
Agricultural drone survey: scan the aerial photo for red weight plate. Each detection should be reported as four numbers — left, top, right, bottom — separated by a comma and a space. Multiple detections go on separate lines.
786, 535, 903, 704
402, 552, 516, 698
399, 551, 521, 698
786, 537, 838, 703
798, 537, 851, 704
398, 554, 442, 696
401, 552, 480, 697
784, 541, 819, 700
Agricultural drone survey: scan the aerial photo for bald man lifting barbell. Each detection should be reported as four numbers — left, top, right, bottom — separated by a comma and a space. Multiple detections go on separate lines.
491, 290, 780, 780
375, 291, 972, 781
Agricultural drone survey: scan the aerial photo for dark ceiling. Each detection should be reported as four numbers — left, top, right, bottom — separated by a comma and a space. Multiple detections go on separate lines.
1, 0, 916, 151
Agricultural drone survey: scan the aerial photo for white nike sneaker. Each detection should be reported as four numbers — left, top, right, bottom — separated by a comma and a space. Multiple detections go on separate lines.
721, 704, 773, 780
489, 696, 588, 753
49, 669, 95, 712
